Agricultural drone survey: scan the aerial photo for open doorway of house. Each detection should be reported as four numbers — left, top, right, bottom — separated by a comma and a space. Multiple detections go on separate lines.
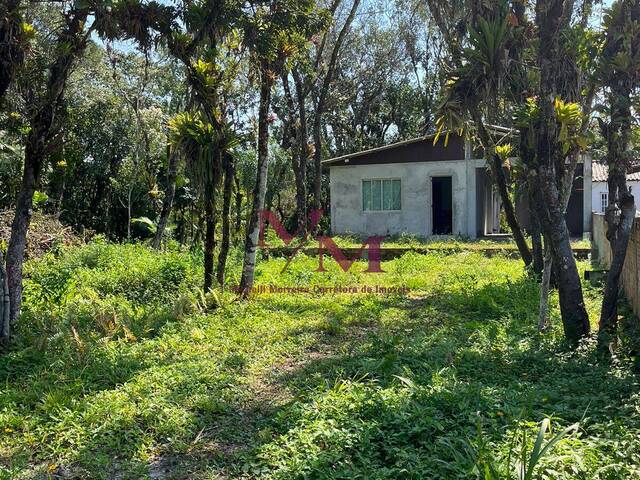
432, 176, 453, 234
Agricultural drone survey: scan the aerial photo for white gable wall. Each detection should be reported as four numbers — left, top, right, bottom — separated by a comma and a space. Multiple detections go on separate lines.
592, 180, 640, 213
329, 159, 486, 238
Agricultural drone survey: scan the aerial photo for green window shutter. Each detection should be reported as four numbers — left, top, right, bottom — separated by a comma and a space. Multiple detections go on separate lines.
363, 180, 372, 211
372, 179, 382, 210
392, 179, 401, 210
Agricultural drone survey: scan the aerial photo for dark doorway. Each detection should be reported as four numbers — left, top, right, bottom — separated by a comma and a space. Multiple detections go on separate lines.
432, 176, 453, 234
565, 163, 584, 236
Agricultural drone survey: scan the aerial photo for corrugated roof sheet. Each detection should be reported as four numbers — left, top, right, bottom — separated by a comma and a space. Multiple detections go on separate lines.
592, 162, 640, 182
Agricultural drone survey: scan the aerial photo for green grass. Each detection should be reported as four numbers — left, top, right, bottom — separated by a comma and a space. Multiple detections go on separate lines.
0, 241, 639, 479
261, 230, 592, 250
328, 234, 592, 250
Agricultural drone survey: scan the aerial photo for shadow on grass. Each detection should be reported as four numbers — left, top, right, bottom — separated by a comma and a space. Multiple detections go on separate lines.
3, 274, 640, 479
228, 279, 640, 479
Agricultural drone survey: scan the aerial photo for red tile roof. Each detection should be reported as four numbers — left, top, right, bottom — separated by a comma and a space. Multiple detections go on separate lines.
592, 162, 640, 182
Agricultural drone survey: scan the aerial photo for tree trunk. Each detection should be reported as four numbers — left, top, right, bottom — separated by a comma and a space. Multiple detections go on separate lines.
126, 186, 133, 240
216, 155, 234, 286
530, 213, 544, 277
239, 66, 273, 296
152, 148, 179, 249
0, 250, 10, 344
7, 140, 41, 324
312, 103, 323, 211
234, 173, 243, 241
533, 0, 590, 345
203, 179, 216, 293
6, 8, 90, 324
472, 112, 533, 266
537, 151, 578, 331
599, 93, 636, 344
54, 174, 66, 219
292, 69, 308, 231
538, 239, 553, 331
600, 192, 635, 340
534, 165, 590, 343
491, 152, 532, 265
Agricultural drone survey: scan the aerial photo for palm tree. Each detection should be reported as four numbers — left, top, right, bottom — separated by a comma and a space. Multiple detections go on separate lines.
169, 112, 240, 291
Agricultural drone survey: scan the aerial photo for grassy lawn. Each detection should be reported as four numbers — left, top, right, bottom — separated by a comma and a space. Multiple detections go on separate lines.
1, 241, 639, 479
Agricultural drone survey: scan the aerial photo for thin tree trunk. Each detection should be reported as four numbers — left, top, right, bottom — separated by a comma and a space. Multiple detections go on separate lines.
7, 141, 40, 324
529, 202, 544, 276
234, 173, 243, 241
152, 148, 179, 249
216, 155, 234, 286
491, 152, 532, 265
312, 0, 361, 210
54, 175, 66, 219
0, 250, 10, 344
6, 7, 90, 325
203, 178, 216, 292
239, 66, 273, 296
312, 102, 323, 211
127, 186, 133, 240
538, 240, 553, 331
287, 68, 308, 231
473, 112, 533, 266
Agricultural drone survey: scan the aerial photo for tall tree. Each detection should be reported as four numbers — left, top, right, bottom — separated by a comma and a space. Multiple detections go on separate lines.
240, 61, 275, 295
0, 0, 29, 345
239, 0, 326, 296
431, 0, 592, 343
3, 0, 172, 335
145, 0, 250, 289
6, 2, 93, 327
428, 0, 534, 267
532, 0, 590, 343
598, 0, 640, 348
311, 0, 361, 210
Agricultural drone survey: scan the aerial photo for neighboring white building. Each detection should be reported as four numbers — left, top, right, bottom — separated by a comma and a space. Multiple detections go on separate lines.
591, 162, 640, 214
323, 131, 593, 239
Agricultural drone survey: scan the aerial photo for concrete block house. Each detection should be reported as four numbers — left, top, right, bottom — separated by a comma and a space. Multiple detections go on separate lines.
323, 129, 592, 239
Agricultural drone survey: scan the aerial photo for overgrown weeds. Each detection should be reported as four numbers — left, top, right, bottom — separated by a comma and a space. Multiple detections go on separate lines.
0, 241, 638, 479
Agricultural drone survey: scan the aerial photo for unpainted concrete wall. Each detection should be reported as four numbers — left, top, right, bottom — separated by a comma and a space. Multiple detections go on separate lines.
329, 159, 485, 238
592, 213, 640, 319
